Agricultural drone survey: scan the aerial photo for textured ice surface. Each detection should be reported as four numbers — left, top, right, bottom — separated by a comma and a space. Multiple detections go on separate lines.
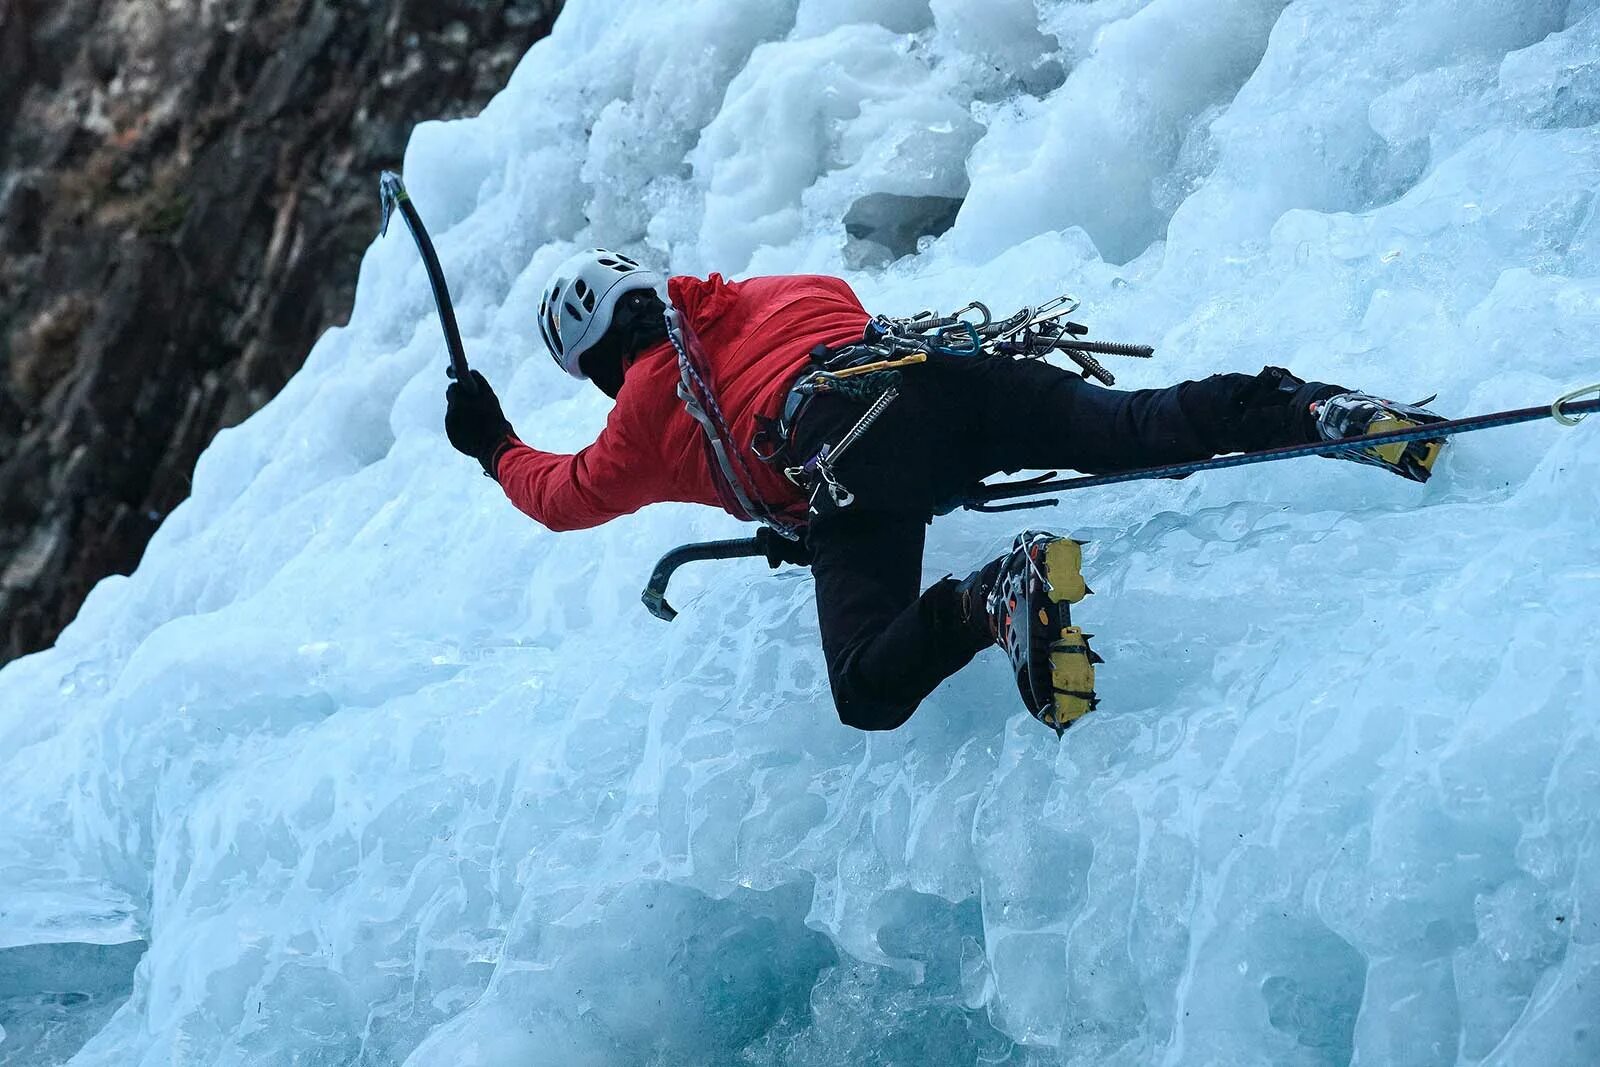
3, 1, 1600, 1064
0, 941, 145, 1065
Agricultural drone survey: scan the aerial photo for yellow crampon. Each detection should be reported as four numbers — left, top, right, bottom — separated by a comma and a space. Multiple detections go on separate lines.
1312, 392, 1450, 483
1031, 537, 1101, 735
1363, 411, 1446, 481
1046, 627, 1099, 733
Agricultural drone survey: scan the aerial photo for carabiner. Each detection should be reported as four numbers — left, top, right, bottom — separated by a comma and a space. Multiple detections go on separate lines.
1552, 382, 1600, 426
995, 306, 1035, 341
935, 320, 981, 356
951, 301, 992, 329
813, 461, 854, 508
1030, 294, 1082, 327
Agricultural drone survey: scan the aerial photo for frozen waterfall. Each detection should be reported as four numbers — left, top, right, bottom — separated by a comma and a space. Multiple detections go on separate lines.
3, 0, 1599, 1063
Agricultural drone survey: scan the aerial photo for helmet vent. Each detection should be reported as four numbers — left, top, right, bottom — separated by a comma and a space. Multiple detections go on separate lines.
582, 290, 597, 311
564, 299, 583, 319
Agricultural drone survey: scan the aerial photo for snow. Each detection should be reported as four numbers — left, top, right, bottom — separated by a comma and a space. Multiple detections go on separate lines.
3, 0, 1600, 1063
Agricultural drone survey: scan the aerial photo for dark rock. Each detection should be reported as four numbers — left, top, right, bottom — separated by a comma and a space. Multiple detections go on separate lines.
0, 0, 563, 664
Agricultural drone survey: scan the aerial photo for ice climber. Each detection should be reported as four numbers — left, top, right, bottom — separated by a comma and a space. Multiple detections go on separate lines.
444, 249, 1446, 734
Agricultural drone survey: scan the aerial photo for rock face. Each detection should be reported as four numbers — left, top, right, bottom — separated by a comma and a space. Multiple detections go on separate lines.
0, 0, 562, 663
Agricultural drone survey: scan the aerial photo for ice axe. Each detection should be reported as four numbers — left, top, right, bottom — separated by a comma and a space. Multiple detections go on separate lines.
379, 170, 473, 388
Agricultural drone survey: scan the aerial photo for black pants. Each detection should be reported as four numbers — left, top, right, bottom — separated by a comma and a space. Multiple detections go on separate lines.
788, 357, 1340, 731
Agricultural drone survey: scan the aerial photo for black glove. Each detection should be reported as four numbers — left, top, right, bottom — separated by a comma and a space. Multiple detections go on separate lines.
755, 527, 812, 569
445, 370, 516, 479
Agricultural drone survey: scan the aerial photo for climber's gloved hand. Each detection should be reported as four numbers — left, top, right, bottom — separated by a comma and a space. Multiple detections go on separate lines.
755, 527, 812, 569
445, 370, 516, 479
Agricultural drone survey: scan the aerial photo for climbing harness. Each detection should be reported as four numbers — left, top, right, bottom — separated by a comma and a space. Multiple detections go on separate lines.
664, 289, 1150, 539
760, 294, 1155, 511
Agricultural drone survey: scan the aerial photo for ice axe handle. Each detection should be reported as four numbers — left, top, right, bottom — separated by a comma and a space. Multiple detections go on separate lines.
378, 171, 473, 388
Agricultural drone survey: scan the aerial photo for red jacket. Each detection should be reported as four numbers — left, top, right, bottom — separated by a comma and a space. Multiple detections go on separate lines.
496, 272, 870, 531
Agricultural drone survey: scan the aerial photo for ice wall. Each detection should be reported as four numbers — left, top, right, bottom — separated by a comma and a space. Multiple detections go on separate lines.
3, 1, 1599, 1064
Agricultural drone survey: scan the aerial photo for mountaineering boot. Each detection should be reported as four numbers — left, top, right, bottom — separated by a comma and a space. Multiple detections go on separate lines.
1310, 391, 1448, 483
956, 531, 1102, 735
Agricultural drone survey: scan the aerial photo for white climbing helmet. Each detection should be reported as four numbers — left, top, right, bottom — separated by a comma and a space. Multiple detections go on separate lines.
537, 248, 667, 379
